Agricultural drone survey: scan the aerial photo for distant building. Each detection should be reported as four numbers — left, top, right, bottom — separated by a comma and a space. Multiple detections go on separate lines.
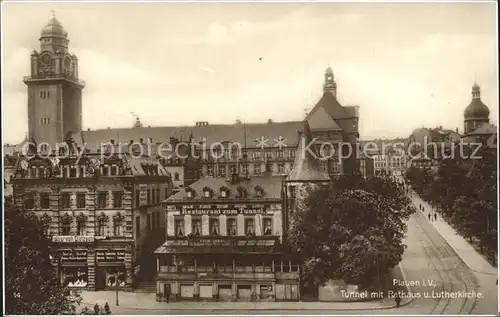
11, 148, 173, 291
359, 139, 407, 177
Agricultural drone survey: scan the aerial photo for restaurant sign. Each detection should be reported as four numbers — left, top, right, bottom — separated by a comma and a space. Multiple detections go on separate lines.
96, 250, 126, 262
180, 207, 265, 216
53, 236, 95, 243
60, 250, 88, 261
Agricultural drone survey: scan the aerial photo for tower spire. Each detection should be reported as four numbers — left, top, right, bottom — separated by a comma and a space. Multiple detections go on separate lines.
51, 10, 56, 18
323, 66, 337, 97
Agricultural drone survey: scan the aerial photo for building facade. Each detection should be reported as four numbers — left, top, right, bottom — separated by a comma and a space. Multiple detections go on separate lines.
72, 68, 360, 183
155, 172, 300, 302
11, 150, 173, 290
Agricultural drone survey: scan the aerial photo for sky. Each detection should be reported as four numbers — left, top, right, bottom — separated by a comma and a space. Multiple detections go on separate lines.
2, 1, 498, 144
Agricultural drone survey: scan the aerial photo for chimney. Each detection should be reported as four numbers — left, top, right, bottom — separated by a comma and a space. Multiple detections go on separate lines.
110, 139, 115, 145
129, 140, 133, 145
456, 127, 458, 134
267, 119, 273, 124
139, 138, 144, 144
439, 125, 442, 130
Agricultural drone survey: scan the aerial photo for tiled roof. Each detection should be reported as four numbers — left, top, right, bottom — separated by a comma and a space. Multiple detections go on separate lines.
74, 121, 304, 151
165, 174, 285, 201
286, 121, 330, 182
307, 106, 342, 131
305, 92, 358, 133
126, 155, 170, 177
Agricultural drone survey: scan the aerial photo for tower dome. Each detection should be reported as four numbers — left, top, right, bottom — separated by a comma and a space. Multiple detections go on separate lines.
40, 16, 68, 39
464, 83, 490, 119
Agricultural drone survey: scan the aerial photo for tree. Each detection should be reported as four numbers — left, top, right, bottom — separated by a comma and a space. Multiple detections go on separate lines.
287, 175, 415, 289
5, 201, 82, 314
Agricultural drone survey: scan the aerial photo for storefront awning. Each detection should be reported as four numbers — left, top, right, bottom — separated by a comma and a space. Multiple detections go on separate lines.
154, 238, 280, 254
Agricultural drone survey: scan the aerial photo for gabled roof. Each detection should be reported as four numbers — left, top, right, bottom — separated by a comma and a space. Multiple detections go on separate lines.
286, 121, 330, 182
306, 106, 343, 131
305, 92, 358, 134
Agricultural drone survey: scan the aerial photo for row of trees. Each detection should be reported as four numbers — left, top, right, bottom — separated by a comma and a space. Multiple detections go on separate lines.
406, 145, 497, 260
286, 174, 415, 292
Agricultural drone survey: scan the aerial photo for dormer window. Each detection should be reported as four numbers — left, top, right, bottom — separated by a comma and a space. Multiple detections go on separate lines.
202, 186, 212, 198
186, 188, 194, 199
219, 186, 229, 198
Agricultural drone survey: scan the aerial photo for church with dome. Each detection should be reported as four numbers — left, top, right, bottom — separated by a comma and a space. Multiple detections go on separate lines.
462, 83, 497, 148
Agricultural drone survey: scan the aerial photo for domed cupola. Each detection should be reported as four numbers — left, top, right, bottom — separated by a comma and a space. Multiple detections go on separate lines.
464, 82, 490, 134
464, 83, 490, 119
39, 13, 70, 53
40, 16, 68, 39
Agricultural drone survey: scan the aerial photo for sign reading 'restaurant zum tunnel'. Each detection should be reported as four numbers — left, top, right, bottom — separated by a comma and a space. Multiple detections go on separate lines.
180, 207, 266, 215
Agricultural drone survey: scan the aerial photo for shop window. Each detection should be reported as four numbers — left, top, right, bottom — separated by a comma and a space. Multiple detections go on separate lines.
113, 192, 123, 208
40, 193, 50, 209
210, 219, 219, 236
61, 267, 88, 287
113, 212, 125, 236
175, 220, 185, 236
76, 193, 86, 209
97, 213, 109, 236
245, 218, 255, 236
24, 193, 35, 210
227, 218, 237, 236
105, 268, 126, 288
76, 213, 87, 236
192, 219, 202, 236
97, 192, 107, 209
263, 218, 273, 235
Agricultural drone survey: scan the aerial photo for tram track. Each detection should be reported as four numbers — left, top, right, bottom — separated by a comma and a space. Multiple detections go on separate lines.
411, 210, 478, 315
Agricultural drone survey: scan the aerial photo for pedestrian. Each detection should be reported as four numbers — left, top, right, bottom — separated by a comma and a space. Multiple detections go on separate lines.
428, 213, 431, 221
104, 302, 111, 315
93, 304, 100, 315
394, 293, 401, 308
434, 213, 437, 221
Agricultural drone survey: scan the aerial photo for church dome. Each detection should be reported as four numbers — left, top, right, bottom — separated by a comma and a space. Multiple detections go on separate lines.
325, 67, 333, 75
41, 17, 68, 38
464, 99, 490, 119
464, 83, 490, 119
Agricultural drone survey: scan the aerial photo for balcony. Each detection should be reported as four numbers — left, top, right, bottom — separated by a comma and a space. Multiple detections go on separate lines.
23, 74, 85, 87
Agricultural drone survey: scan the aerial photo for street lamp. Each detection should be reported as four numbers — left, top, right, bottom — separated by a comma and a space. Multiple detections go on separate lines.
115, 273, 119, 306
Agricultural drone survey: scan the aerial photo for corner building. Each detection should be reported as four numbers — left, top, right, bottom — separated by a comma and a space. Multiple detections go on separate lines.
11, 150, 173, 290
155, 172, 300, 302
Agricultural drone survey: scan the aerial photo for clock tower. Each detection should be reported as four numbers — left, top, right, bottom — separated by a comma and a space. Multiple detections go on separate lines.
24, 14, 85, 152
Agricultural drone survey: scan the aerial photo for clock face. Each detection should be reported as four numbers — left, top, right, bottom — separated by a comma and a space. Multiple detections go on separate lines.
41, 54, 52, 65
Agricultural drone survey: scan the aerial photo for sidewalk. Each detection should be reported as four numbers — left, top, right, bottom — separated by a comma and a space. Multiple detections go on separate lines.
79, 290, 411, 311
411, 192, 497, 276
